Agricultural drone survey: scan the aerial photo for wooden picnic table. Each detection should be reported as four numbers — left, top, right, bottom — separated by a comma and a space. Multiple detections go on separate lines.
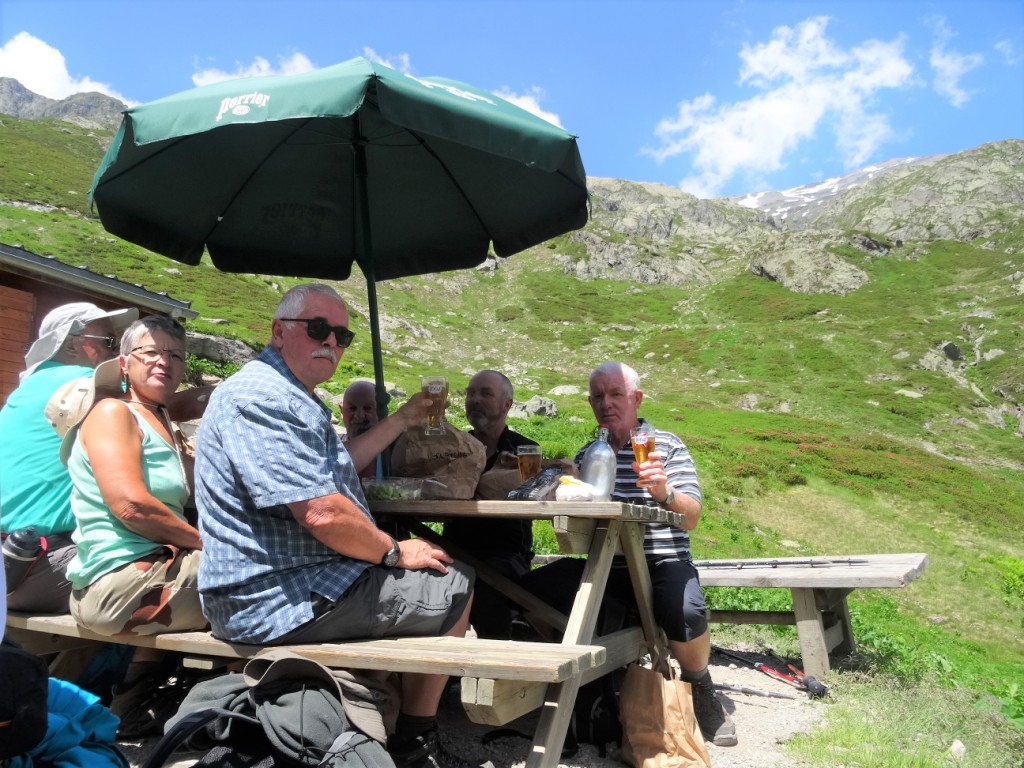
6, 496, 929, 767
371, 499, 677, 768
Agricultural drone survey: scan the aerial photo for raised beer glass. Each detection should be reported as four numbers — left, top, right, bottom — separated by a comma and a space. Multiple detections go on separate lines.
421, 376, 448, 436
516, 445, 543, 481
630, 424, 656, 486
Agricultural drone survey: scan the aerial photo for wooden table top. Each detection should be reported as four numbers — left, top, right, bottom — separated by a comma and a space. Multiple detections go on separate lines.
695, 552, 930, 589
368, 498, 684, 526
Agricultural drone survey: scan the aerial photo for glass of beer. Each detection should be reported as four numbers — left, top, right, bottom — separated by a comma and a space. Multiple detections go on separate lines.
630, 424, 656, 486
517, 445, 543, 481
421, 375, 449, 436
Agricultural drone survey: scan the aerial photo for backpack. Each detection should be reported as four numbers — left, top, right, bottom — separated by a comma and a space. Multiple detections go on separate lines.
0, 638, 49, 759
140, 708, 277, 768
565, 669, 624, 758
141, 669, 397, 768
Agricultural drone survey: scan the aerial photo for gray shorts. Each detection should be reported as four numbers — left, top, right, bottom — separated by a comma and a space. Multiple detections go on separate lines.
6, 533, 76, 614
277, 560, 475, 644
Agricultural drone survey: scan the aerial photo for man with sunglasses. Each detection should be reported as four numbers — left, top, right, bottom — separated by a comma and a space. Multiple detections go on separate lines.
0, 302, 137, 613
195, 283, 476, 768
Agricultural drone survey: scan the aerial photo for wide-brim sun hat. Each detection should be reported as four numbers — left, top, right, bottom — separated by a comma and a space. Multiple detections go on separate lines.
44, 358, 123, 464
243, 649, 395, 744
23, 302, 138, 378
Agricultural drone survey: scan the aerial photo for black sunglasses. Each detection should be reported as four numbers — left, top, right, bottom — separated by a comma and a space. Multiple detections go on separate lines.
280, 317, 355, 347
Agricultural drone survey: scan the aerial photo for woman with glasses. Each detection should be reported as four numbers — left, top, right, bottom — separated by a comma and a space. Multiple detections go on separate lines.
63, 315, 206, 638
60, 315, 208, 735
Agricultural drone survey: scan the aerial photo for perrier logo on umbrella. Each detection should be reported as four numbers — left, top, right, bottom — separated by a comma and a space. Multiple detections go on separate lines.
215, 91, 272, 122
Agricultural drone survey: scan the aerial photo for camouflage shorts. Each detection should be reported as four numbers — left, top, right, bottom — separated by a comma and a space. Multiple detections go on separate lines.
70, 547, 207, 636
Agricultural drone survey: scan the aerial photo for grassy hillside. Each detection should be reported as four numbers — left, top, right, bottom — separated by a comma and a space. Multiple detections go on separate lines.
3, 114, 1023, 764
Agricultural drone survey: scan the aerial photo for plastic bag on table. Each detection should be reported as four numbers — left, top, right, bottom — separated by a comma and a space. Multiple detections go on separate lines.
506, 466, 569, 501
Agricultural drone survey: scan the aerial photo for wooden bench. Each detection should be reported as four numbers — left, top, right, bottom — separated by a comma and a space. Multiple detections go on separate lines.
697, 552, 930, 676
4, 612, 605, 726
546, 520, 930, 678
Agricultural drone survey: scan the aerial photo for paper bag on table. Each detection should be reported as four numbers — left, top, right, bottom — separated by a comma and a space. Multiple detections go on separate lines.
475, 451, 522, 500
390, 424, 486, 499
619, 662, 711, 768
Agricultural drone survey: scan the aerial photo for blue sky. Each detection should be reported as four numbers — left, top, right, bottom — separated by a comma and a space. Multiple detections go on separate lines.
1, 0, 1021, 198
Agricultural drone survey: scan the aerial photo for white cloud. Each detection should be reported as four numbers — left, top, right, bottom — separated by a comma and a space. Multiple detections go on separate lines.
360, 47, 564, 128
0, 31, 131, 103
493, 86, 564, 128
995, 39, 1021, 66
361, 47, 412, 74
646, 17, 915, 197
192, 52, 316, 87
928, 17, 983, 108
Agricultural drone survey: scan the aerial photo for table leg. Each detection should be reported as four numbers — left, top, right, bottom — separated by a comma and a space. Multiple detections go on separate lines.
618, 520, 667, 660
525, 521, 619, 768
791, 587, 830, 677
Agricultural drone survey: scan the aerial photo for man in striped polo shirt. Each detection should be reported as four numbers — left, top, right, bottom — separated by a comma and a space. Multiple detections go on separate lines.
524, 361, 736, 747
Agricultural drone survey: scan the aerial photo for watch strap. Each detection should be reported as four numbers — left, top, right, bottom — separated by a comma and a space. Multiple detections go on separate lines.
659, 487, 676, 509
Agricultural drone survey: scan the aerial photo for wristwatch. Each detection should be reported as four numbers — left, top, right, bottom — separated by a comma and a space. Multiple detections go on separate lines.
380, 536, 400, 567
659, 486, 676, 509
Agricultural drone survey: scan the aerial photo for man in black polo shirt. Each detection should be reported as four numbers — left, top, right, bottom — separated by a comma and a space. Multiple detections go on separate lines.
446, 369, 537, 639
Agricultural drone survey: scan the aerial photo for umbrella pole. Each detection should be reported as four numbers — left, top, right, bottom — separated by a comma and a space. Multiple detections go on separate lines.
364, 267, 389, 422
353, 119, 391, 477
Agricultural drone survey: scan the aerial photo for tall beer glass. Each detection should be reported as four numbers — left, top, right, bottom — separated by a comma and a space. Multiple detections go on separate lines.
517, 445, 543, 481
630, 424, 656, 487
421, 376, 448, 436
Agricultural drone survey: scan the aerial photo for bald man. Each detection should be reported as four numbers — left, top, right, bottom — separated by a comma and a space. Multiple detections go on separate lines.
448, 369, 539, 639
341, 379, 378, 437
342, 380, 389, 480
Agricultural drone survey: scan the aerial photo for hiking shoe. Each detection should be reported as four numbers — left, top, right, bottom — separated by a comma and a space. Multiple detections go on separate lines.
110, 672, 193, 739
691, 676, 738, 747
387, 728, 494, 768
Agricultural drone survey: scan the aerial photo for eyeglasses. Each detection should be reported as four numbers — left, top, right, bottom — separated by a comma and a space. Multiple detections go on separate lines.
280, 317, 355, 347
130, 345, 187, 364
73, 334, 118, 351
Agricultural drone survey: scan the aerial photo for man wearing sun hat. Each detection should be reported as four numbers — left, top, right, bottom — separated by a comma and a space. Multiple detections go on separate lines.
0, 301, 137, 612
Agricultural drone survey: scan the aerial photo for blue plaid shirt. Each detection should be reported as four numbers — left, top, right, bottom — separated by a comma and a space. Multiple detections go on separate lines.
195, 346, 372, 643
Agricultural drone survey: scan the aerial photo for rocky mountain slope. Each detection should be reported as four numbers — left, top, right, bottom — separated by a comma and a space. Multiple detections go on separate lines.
3, 75, 1019, 297
577, 140, 1024, 296
0, 77, 126, 130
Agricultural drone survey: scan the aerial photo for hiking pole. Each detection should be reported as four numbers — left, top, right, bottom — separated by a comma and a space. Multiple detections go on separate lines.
712, 646, 811, 695
785, 665, 829, 699
755, 642, 830, 699
714, 682, 797, 700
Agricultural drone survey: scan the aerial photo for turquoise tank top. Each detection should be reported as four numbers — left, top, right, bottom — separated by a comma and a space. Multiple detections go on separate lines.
65, 403, 189, 589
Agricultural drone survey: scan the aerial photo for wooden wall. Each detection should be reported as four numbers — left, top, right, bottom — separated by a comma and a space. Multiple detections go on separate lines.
0, 285, 35, 407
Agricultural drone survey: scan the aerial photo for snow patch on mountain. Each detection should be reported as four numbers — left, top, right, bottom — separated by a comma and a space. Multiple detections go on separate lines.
730, 154, 948, 225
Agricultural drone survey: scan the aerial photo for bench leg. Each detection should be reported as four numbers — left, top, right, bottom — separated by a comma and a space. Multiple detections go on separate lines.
525, 678, 582, 768
817, 588, 856, 657
791, 587, 830, 678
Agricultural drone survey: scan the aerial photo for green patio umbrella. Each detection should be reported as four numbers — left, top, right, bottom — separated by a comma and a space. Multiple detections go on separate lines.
90, 57, 589, 415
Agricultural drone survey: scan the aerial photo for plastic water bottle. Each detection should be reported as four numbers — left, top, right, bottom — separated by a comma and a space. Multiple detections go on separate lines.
3, 527, 43, 593
581, 427, 617, 501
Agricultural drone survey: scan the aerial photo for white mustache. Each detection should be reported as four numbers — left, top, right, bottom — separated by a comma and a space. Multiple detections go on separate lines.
312, 348, 338, 364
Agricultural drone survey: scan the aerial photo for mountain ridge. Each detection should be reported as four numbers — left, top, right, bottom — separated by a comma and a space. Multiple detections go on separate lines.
0, 76, 1006, 213
0, 77, 126, 130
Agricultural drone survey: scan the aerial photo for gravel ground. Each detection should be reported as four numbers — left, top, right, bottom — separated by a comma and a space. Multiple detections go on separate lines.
121, 658, 826, 768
